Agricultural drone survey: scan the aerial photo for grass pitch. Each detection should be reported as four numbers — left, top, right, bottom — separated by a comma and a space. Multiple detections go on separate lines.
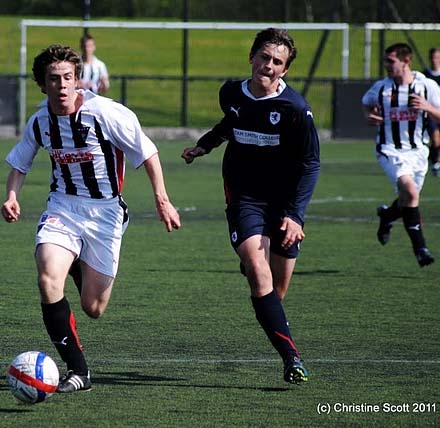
0, 138, 439, 427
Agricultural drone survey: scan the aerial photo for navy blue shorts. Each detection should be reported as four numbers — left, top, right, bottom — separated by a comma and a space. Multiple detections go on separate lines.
225, 197, 300, 259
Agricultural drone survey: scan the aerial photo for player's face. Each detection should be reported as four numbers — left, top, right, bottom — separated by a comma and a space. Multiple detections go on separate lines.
42, 61, 79, 115
431, 51, 440, 71
83, 39, 96, 57
384, 51, 408, 79
249, 43, 289, 97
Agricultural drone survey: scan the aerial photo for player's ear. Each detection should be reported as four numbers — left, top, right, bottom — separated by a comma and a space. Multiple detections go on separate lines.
279, 66, 289, 78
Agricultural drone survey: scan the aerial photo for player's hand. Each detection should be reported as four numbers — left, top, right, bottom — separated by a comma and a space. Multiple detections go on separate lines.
367, 106, 383, 126
181, 146, 206, 164
156, 200, 181, 232
1, 199, 21, 223
409, 93, 429, 111
280, 217, 305, 249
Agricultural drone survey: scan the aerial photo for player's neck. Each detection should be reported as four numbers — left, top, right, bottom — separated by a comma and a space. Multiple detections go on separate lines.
394, 70, 414, 86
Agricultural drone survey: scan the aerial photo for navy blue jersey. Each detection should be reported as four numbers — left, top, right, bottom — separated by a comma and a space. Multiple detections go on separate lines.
197, 79, 320, 226
423, 68, 440, 86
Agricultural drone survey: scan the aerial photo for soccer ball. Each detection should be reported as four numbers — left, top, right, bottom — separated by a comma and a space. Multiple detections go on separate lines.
6, 351, 59, 404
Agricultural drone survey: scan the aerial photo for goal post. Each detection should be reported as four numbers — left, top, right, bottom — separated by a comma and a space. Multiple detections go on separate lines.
19, 19, 350, 132
363, 22, 440, 78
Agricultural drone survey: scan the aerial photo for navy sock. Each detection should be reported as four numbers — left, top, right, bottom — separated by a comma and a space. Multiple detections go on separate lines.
402, 206, 426, 252
41, 297, 88, 375
251, 289, 300, 362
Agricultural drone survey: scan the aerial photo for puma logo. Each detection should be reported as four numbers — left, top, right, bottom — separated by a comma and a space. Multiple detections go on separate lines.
53, 336, 68, 346
230, 106, 240, 117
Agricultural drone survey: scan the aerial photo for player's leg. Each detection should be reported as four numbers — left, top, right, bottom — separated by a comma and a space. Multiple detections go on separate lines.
270, 252, 296, 301
237, 237, 308, 384
36, 243, 91, 392
429, 124, 440, 176
376, 154, 403, 245
79, 262, 115, 319
398, 175, 434, 266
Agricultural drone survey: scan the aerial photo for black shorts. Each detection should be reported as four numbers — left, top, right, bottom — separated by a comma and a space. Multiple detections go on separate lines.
225, 197, 300, 259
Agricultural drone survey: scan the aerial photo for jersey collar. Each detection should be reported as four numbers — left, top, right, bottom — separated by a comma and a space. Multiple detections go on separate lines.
241, 78, 286, 100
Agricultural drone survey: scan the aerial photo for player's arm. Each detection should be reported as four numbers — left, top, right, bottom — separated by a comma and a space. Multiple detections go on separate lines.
143, 153, 181, 232
182, 81, 234, 164
181, 115, 232, 164
1, 168, 26, 223
282, 108, 320, 249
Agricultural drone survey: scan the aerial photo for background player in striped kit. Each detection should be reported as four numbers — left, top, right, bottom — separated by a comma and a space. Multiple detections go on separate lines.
362, 43, 440, 267
423, 47, 440, 176
182, 28, 320, 384
1, 44, 181, 393
78, 33, 110, 95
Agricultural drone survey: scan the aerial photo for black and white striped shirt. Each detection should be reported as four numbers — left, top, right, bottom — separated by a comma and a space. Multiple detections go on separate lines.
6, 90, 157, 199
362, 71, 440, 154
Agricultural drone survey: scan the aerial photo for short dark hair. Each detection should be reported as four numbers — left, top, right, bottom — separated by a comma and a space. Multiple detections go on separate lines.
385, 43, 412, 62
80, 33, 95, 50
32, 44, 82, 88
249, 28, 297, 68
429, 47, 440, 59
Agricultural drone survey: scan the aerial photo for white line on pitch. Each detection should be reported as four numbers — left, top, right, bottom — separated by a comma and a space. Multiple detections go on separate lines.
91, 358, 440, 365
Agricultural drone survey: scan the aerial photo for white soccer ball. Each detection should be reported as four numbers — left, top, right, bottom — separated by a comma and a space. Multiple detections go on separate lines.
6, 351, 59, 404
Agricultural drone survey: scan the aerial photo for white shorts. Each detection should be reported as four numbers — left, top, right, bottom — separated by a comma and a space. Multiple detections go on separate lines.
36, 193, 129, 278
376, 146, 429, 193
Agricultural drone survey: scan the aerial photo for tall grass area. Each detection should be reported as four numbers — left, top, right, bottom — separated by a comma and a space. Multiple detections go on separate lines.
0, 138, 439, 427
0, 16, 439, 129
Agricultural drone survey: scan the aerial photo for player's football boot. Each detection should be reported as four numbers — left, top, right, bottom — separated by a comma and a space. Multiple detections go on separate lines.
432, 162, 440, 177
415, 247, 435, 267
377, 205, 393, 245
57, 370, 91, 393
283, 357, 309, 384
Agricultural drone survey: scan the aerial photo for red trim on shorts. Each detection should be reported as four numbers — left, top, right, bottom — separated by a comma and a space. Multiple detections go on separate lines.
8, 366, 57, 393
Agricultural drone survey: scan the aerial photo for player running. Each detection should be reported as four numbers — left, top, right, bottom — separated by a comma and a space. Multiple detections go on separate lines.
2, 44, 180, 393
362, 43, 440, 267
182, 28, 320, 384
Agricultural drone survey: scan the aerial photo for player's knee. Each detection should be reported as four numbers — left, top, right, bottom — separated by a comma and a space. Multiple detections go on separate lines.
37, 273, 64, 303
81, 301, 105, 319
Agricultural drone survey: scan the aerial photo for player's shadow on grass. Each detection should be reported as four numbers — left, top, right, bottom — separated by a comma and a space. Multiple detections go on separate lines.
143, 268, 341, 276
93, 371, 289, 392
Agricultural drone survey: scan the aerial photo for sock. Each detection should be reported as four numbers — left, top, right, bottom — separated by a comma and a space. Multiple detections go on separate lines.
402, 206, 426, 252
41, 297, 88, 375
251, 289, 300, 362
381, 199, 402, 224
430, 145, 440, 163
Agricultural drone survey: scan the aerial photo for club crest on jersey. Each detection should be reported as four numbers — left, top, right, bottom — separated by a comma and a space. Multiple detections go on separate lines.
76, 125, 90, 143
269, 111, 280, 125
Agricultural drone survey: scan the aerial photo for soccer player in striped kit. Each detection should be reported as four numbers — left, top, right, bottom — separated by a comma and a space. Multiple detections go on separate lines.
182, 28, 320, 384
362, 43, 440, 267
1, 44, 181, 392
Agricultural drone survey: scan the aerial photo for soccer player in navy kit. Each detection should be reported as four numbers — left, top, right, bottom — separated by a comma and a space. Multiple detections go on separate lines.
363, 43, 440, 267
182, 28, 320, 384
423, 48, 440, 176
2, 45, 181, 393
